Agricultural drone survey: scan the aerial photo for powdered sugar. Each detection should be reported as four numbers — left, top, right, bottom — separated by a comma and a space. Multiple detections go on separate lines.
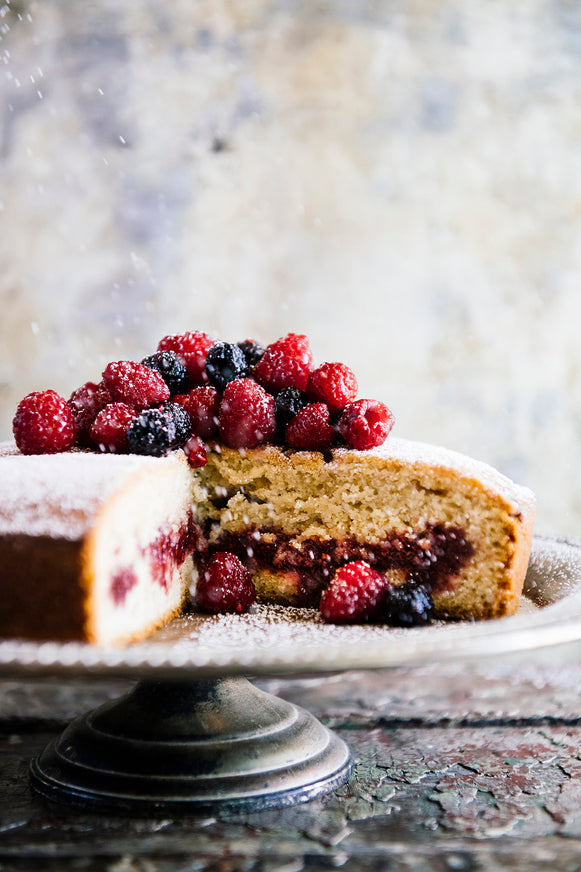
352, 437, 536, 516
0, 443, 183, 539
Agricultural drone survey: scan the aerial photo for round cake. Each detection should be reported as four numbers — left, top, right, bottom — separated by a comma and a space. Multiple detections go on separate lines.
0, 331, 536, 646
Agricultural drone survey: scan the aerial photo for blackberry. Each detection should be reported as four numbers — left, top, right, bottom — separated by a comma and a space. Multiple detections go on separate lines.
274, 387, 308, 438
125, 408, 176, 456
160, 402, 192, 448
142, 350, 189, 396
382, 582, 434, 627
205, 342, 248, 391
237, 339, 266, 367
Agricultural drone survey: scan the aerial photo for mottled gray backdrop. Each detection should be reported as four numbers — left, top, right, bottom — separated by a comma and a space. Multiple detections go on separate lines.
1, 1, 580, 536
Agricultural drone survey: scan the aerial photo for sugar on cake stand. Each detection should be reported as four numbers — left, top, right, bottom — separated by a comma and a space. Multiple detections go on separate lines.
1, 535, 580, 814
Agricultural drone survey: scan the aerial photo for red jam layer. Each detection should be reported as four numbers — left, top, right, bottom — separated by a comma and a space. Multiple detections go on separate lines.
109, 510, 199, 605
110, 568, 138, 606
198, 523, 474, 606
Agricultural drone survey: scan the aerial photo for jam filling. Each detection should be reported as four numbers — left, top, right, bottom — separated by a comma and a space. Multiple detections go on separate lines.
110, 568, 138, 606
110, 510, 200, 605
197, 523, 474, 606
146, 510, 199, 592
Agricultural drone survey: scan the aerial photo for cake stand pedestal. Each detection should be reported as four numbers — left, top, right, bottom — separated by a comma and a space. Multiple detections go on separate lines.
29, 676, 353, 815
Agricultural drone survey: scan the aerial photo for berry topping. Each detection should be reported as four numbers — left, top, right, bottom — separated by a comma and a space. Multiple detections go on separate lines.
337, 399, 394, 450
306, 362, 358, 414
159, 402, 192, 448
173, 386, 220, 440
320, 562, 390, 624
157, 331, 214, 384
13, 330, 394, 463
219, 378, 277, 449
237, 339, 266, 367
67, 381, 111, 435
141, 350, 189, 396
125, 407, 176, 456
90, 403, 137, 453
13, 390, 78, 455
274, 387, 308, 438
382, 581, 434, 627
285, 403, 336, 451
205, 342, 248, 392
102, 361, 170, 408
195, 552, 256, 614
182, 434, 208, 468
253, 333, 313, 393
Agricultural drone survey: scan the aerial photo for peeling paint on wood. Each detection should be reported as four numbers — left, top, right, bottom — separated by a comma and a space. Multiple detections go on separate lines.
5, 666, 581, 870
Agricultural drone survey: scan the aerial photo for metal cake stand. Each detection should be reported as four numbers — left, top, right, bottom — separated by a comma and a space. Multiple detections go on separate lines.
2, 535, 581, 815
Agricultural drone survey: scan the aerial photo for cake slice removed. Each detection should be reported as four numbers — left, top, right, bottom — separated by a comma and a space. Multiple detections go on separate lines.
0, 447, 195, 646
194, 438, 536, 621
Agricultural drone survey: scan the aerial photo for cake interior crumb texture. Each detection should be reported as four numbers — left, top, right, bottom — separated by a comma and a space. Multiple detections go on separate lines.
0, 438, 536, 645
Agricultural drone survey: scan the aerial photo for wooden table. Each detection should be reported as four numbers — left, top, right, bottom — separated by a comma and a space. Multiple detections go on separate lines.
3, 647, 581, 871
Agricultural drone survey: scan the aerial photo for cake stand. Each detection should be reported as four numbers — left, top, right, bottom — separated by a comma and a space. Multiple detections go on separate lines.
2, 534, 581, 815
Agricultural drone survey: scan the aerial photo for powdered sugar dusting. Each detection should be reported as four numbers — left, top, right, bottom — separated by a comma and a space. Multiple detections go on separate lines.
0, 443, 183, 539
351, 437, 536, 515
523, 534, 581, 605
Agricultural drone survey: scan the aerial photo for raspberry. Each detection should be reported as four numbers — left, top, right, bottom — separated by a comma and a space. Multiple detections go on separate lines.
382, 582, 434, 627
306, 362, 358, 414
285, 403, 336, 451
13, 390, 77, 455
219, 378, 276, 449
125, 407, 176, 456
274, 387, 308, 439
157, 331, 214, 384
253, 333, 313, 393
102, 360, 170, 408
195, 552, 256, 614
205, 342, 248, 391
67, 381, 110, 431
337, 399, 394, 450
320, 562, 390, 624
237, 339, 265, 367
90, 403, 136, 453
173, 387, 220, 440
141, 350, 189, 396
182, 434, 208, 468
159, 402, 192, 448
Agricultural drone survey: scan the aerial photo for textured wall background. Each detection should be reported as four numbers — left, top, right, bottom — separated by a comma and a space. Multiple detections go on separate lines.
1, 0, 580, 536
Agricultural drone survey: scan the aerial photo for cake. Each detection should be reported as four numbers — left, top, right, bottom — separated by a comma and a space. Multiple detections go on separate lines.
0, 331, 536, 645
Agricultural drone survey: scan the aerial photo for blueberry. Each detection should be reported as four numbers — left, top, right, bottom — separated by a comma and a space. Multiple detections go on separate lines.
382, 582, 434, 627
237, 339, 266, 367
142, 351, 189, 395
126, 408, 176, 456
205, 342, 248, 391
160, 402, 192, 448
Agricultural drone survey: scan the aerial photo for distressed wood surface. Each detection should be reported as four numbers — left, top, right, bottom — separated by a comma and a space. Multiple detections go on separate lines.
3, 653, 581, 871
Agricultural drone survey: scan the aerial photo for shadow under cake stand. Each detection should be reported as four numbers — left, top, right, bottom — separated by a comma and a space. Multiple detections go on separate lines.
1, 535, 579, 815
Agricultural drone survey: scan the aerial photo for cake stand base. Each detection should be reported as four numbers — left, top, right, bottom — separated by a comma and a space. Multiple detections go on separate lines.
29, 676, 353, 815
